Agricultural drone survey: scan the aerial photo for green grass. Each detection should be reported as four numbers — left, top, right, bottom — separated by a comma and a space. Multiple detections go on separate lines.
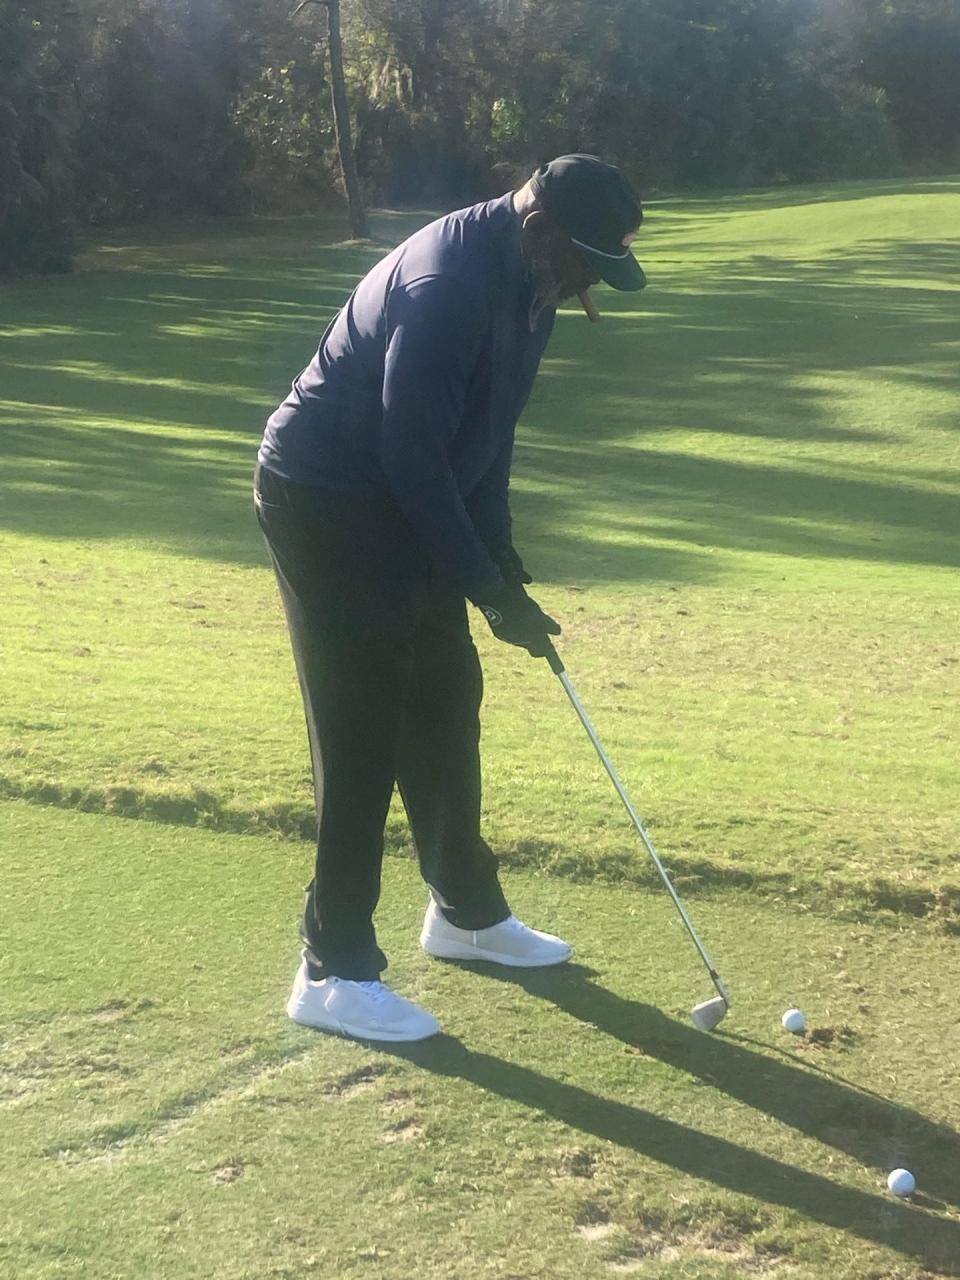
1, 179, 958, 929
3, 799, 960, 1279
2, 177, 960, 1274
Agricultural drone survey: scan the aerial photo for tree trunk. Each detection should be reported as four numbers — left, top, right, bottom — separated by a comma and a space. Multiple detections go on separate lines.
324, 0, 369, 238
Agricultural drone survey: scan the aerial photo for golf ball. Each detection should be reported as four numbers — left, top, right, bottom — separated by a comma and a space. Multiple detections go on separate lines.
781, 1008, 806, 1035
887, 1168, 916, 1197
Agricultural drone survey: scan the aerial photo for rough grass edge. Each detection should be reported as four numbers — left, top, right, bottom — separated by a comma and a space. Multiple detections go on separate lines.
3, 771, 958, 936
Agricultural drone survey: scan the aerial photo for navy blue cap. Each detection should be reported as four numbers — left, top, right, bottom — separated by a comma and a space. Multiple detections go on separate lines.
530, 154, 645, 291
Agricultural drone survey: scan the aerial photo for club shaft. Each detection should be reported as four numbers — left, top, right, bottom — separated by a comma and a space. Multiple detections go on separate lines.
556, 669, 729, 1004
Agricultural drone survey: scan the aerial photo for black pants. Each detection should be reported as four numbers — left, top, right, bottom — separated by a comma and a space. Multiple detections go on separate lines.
254, 463, 510, 980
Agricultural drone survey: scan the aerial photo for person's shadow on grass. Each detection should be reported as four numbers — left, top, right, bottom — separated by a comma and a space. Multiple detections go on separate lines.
507, 962, 960, 1200
381, 961, 960, 1275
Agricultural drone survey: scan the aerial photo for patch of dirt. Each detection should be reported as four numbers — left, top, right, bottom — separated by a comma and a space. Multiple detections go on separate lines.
794, 1024, 860, 1052
323, 1062, 391, 1098
576, 1202, 612, 1226
219, 1039, 256, 1059
607, 1235, 787, 1274
381, 1089, 415, 1113
380, 1117, 423, 1144
577, 1222, 616, 1241
555, 1147, 599, 1178
211, 1157, 246, 1185
589, 1210, 789, 1275
139, 758, 169, 775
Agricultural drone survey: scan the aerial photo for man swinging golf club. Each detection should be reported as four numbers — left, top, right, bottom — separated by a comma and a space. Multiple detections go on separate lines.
255, 154, 646, 1042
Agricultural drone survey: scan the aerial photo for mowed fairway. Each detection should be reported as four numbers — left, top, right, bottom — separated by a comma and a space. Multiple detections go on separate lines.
2, 178, 959, 1277
4, 802, 960, 1279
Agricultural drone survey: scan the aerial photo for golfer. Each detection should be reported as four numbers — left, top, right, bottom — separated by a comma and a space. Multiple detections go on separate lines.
255, 154, 645, 1042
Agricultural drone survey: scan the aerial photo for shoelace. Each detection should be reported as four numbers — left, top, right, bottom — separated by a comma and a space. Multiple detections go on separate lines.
354, 980, 394, 1004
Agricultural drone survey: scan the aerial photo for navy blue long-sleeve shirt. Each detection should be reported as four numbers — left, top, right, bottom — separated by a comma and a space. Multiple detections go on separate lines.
257, 193, 555, 599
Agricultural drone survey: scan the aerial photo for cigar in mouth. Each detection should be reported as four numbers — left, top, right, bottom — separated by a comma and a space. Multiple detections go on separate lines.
578, 288, 600, 322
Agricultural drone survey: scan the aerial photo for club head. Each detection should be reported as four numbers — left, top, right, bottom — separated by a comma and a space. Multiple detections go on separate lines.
691, 996, 728, 1033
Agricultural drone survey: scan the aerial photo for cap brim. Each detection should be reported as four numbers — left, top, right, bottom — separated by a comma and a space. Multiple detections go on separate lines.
581, 247, 646, 291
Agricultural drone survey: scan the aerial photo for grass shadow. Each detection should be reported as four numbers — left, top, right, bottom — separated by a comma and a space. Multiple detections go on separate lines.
1, 194, 957, 584
386, 1035, 960, 1272
459, 961, 960, 1209
381, 962, 960, 1272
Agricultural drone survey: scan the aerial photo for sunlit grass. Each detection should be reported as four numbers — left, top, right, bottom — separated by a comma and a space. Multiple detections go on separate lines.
1, 178, 959, 928
3, 181, 960, 1279
3, 800, 960, 1278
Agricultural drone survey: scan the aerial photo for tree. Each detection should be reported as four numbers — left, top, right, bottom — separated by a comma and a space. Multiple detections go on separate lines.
6, 0, 957, 274
293, 0, 368, 236
861, 4, 960, 171
345, 0, 502, 203
76, 0, 250, 223
0, 0, 79, 272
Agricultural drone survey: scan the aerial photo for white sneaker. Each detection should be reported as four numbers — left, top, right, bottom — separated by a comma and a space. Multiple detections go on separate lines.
286, 952, 440, 1042
420, 900, 572, 967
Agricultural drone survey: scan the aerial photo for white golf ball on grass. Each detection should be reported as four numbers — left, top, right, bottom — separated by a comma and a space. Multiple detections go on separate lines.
781, 1008, 807, 1035
887, 1168, 916, 1197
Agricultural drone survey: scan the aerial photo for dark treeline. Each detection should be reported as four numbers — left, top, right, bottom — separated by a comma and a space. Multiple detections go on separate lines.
3, 0, 959, 273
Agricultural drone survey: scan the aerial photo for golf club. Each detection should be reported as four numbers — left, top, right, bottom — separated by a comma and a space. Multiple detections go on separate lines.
544, 641, 730, 1032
